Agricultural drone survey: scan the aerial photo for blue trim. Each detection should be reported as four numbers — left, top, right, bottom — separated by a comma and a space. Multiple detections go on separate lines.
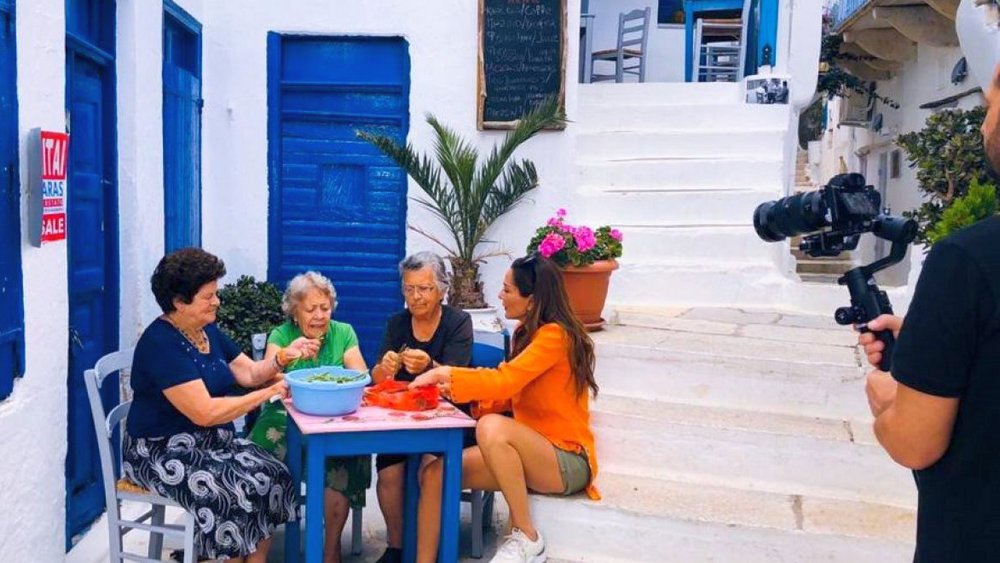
65, 31, 114, 65
830, 0, 874, 31
756, 0, 779, 68
162, 2, 202, 250
163, 0, 201, 34
65, 0, 120, 546
266, 32, 282, 283
0, 5, 23, 400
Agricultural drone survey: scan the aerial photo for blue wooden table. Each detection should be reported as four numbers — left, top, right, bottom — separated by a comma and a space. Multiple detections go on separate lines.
684, 0, 744, 82
283, 402, 476, 563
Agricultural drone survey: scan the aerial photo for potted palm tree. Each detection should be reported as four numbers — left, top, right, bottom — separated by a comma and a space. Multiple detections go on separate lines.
358, 98, 566, 313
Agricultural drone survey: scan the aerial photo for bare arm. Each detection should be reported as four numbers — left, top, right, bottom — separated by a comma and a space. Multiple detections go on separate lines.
872, 377, 959, 470
229, 337, 321, 387
162, 378, 288, 427
342, 345, 367, 372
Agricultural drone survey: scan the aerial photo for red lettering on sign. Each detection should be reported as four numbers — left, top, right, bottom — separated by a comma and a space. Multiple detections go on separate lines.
41, 132, 69, 180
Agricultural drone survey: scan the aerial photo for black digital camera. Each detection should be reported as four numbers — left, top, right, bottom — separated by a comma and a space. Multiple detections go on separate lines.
753, 173, 918, 371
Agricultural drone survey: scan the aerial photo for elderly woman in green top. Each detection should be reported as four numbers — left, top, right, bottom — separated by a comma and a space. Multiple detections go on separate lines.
248, 271, 370, 563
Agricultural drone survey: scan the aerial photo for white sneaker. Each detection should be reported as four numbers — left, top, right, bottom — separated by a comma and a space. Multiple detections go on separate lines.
489, 527, 546, 563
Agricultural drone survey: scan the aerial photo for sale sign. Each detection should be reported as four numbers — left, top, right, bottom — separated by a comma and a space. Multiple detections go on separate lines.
28, 129, 69, 246
39, 132, 68, 243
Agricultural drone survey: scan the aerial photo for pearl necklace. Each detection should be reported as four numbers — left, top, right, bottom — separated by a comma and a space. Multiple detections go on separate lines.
164, 315, 210, 354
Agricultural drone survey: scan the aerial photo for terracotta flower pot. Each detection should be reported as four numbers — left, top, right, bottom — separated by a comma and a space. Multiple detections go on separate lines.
560, 259, 619, 331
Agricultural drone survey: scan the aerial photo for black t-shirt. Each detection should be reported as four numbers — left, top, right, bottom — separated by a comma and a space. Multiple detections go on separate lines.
891, 216, 1000, 562
378, 304, 473, 382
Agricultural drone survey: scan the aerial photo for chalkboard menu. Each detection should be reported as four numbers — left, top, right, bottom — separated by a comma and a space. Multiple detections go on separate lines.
478, 0, 566, 129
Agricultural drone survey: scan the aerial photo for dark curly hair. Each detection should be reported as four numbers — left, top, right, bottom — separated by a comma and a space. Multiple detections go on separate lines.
151, 248, 227, 313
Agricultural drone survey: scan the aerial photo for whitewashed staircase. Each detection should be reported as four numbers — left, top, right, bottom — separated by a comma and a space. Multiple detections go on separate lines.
574, 83, 844, 314
530, 307, 916, 562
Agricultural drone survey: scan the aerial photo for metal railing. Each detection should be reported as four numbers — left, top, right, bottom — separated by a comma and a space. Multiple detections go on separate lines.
828, 0, 874, 31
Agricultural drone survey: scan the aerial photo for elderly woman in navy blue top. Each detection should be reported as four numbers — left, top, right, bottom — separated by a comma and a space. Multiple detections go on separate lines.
123, 248, 318, 562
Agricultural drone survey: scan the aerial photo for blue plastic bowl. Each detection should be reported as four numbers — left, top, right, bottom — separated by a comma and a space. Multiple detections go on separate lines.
286, 366, 371, 416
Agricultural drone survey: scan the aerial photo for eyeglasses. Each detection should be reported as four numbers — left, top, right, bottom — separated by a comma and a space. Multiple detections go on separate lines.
402, 284, 437, 296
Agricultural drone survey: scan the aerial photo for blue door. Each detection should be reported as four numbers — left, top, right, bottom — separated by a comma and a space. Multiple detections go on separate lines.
65, 0, 119, 545
268, 36, 410, 365
163, 1, 201, 251
0, 2, 23, 402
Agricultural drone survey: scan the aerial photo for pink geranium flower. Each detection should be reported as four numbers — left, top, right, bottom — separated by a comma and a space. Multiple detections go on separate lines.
537, 232, 566, 258
528, 209, 623, 267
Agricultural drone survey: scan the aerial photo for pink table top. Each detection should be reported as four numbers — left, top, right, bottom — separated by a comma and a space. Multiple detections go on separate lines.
285, 399, 476, 435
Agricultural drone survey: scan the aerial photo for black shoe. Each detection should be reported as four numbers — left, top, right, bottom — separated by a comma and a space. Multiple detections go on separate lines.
375, 547, 403, 563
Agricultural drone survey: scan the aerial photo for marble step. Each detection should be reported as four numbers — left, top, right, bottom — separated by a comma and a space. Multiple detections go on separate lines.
592, 393, 916, 504
530, 471, 915, 562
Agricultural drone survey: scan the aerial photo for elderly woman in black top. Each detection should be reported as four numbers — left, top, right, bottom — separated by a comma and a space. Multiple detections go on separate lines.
123, 248, 318, 562
370, 251, 473, 563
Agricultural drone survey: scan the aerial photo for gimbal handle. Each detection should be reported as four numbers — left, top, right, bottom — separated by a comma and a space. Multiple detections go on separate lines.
834, 217, 916, 372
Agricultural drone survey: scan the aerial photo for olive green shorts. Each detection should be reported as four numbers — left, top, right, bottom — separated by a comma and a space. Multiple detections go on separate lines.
554, 446, 590, 495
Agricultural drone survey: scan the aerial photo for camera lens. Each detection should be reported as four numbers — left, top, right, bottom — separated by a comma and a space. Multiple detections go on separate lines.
752, 190, 830, 242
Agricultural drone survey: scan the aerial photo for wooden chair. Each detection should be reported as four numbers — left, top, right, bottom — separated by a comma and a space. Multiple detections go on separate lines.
591, 7, 651, 83
83, 347, 197, 562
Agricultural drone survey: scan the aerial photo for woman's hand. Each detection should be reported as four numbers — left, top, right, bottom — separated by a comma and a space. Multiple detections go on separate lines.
284, 336, 321, 362
400, 348, 432, 374
378, 350, 402, 380
410, 366, 452, 399
263, 378, 289, 404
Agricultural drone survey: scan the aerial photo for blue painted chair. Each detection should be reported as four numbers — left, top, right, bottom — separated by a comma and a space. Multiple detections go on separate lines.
83, 347, 197, 563
464, 332, 510, 558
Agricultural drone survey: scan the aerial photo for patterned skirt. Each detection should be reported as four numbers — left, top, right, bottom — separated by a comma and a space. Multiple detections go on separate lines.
123, 428, 297, 560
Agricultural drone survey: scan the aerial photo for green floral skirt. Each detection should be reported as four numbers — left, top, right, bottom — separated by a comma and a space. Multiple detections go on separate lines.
248, 401, 371, 507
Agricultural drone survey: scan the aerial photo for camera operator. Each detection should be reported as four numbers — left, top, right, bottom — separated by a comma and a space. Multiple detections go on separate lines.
857, 65, 1000, 562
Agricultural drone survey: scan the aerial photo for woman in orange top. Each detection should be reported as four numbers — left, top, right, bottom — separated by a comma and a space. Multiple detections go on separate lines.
410, 254, 599, 563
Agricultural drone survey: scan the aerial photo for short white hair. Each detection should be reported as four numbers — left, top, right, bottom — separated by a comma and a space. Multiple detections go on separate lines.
282, 271, 337, 317
399, 251, 450, 293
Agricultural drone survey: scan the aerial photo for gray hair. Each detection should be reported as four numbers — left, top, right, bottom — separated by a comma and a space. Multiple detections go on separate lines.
282, 271, 337, 317
399, 251, 450, 293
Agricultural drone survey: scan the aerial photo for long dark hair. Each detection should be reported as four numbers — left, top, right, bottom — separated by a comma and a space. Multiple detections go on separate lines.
509, 254, 598, 398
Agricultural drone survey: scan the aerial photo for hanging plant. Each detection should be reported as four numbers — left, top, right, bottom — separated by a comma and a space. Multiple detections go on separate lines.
816, 33, 900, 109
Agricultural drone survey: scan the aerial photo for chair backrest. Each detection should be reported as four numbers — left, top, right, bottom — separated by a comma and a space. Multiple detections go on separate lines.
616, 7, 651, 55
470, 329, 510, 368
84, 348, 136, 513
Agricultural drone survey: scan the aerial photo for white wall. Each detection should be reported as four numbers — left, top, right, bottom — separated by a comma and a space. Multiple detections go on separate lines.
815, 40, 978, 291
588, 1, 686, 82
0, 1, 69, 560
194, 0, 583, 313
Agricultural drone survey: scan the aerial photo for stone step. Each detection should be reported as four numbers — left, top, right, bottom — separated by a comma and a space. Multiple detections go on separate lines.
577, 81, 741, 106
796, 259, 856, 275
576, 129, 785, 161
577, 189, 776, 227
593, 317, 868, 419
792, 248, 851, 261
604, 261, 847, 315
575, 103, 790, 133
592, 394, 916, 504
800, 273, 844, 284
530, 471, 915, 562
612, 225, 776, 262
577, 156, 784, 190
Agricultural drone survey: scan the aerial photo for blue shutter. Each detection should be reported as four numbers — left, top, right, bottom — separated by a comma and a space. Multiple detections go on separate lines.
163, 1, 202, 251
0, 3, 23, 400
